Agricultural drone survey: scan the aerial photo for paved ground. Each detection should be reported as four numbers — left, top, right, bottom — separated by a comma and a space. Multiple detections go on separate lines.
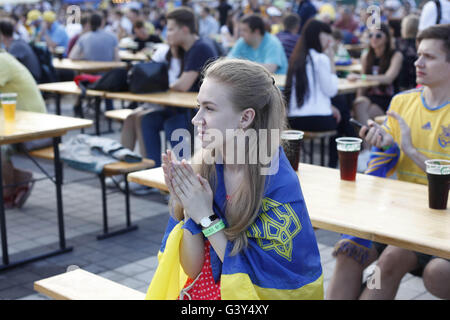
0, 95, 440, 300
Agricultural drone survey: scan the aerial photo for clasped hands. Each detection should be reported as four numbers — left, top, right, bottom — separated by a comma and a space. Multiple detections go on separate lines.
162, 150, 213, 224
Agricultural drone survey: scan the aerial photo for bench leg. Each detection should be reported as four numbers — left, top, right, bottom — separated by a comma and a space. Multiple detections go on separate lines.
96, 173, 138, 241
309, 140, 314, 164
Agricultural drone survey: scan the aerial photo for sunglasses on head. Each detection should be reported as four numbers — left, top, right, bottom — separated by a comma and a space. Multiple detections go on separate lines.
369, 32, 383, 39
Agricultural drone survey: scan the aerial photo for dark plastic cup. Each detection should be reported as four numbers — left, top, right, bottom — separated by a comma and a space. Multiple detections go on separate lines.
336, 137, 363, 181
425, 159, 450, 210
281, 130, 304, 171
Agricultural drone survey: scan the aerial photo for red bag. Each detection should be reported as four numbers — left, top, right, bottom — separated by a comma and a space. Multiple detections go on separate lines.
74, 74, 101, 87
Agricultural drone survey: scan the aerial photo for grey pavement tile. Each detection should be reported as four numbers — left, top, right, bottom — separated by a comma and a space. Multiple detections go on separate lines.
0, 285, 34, 300
98, 270, 129, 282
117, 277, 146, 291
113, 263, 149, 277
133, 270, 156, 284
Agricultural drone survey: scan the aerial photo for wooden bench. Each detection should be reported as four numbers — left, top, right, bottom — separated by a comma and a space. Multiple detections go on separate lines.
29, 146, 155, 240
302, 130, 338, 166
34, 268, 145, 300
104, 108, 134, 122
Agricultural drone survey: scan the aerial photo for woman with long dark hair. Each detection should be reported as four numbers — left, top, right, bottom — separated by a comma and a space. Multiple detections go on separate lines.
284, 19, 342, 166
348, 23, 403, 128
285, 19, 341, 131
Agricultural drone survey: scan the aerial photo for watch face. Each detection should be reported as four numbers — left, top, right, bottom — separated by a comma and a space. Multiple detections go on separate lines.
200, 217, 211, 228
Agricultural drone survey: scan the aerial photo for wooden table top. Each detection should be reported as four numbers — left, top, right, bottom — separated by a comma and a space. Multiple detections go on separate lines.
0, 110, 93, 145
52, 58, 127, 73
335, 62, 362, 73
105, 91, 198, 109
38, 81, 105, 97
118, 50, 149, 62
344, 43, 367, 52
128, 163, 450, 259
273, 74, 379, 94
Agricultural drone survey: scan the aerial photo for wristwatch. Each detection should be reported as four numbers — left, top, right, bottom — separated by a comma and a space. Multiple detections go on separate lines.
198, 213, 218, 228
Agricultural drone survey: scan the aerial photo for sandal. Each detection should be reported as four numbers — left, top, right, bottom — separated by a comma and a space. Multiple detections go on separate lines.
13, 181, 35, 209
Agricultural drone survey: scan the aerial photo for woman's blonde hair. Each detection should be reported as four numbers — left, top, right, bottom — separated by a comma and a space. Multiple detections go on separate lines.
401, 14, 419, 39
172, 58, 287, 255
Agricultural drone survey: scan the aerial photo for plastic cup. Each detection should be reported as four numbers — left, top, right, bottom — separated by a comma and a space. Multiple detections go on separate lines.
55, 46, 65, 59
336, 137, 363, 181
1, 93, 17, 122
425, 159, 450, 210
281, 130, 304, 171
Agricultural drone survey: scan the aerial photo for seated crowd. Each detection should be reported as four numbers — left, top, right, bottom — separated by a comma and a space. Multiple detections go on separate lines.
0, 0, 449, 300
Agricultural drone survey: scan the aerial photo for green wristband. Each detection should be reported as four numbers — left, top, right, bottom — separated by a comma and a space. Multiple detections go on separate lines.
361, 74, 367, 81
202, 220, 225, 237
382, 145, 392, 151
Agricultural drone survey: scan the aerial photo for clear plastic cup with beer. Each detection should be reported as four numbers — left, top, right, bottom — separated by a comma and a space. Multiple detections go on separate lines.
336, 137, 363, 181
281, 130, 304, 171
1, 93, 17, 122
425, 159, 450, 210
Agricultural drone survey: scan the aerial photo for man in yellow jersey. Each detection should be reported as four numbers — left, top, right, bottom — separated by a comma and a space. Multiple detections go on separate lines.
327, 24, 450, 300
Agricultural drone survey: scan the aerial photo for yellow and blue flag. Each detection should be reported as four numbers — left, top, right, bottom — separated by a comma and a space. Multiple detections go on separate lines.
146, 147, 323, 300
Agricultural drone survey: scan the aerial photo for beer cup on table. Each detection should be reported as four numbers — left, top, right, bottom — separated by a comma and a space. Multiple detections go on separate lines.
425, 159, 450, 210
55, 46, 65, 60
281, 130, 304, 171
1, 93, 17, 122
336, 137, 363, 181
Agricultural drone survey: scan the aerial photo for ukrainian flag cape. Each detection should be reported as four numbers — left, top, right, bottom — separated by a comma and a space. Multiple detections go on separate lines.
146, 148, 323, 300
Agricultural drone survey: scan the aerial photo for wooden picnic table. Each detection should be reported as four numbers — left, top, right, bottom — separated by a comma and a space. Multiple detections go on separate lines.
273, 74, 379, 94
38, 81, 106, 135
335, 62, 362, 73
52, 58, 127, 73
0, 110, 93, 271
344, 43, 367, 52
104, 91, 198, 109
118, 50, 149, 62
128, 163, 450, 259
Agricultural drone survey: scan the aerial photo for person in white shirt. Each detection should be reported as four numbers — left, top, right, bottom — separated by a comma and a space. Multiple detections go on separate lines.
284, 19, 341, 129
418, 0, 450, 30
284, 19, 342, 167
198, 6, 220, 39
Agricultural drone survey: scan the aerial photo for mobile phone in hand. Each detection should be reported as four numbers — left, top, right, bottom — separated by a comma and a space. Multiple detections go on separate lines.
349, 118, 365, 136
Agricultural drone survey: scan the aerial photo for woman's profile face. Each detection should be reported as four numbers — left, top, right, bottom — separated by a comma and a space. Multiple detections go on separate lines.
192, 78, 242, 150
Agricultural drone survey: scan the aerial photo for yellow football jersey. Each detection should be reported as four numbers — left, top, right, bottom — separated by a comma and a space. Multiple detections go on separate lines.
382, 88, 450, 185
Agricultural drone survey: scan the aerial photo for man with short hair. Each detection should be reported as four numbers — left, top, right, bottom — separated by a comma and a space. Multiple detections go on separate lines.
198, 6, 220, 39
327, 24, 450, 300
276, 13, 301, 60
0, 18, 42, 82
38, 10, 69, 51
133, 19, 162, 51
227, 14, 287, 74
140, 7, 218, 167
69, 12, 119, 61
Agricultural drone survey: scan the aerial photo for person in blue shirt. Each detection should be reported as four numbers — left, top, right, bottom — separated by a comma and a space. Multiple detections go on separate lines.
38, 11, 69, 53
140, 7, 218, 168
292, 0, 317, 33
227, 14, 288, 75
